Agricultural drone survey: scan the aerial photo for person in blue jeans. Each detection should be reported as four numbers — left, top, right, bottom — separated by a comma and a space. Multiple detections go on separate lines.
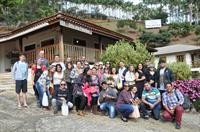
99, 80, 118, 118
116, 83, 134, 122
140, 82, 161, 120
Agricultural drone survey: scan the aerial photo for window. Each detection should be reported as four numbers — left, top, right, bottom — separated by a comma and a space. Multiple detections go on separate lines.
41, 38, 54, 47
24, 44, 36, 51
176, 55, 185, 62
73, 38, 86, 47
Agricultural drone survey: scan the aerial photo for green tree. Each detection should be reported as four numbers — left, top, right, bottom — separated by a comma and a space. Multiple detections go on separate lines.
101, 40, 152, 68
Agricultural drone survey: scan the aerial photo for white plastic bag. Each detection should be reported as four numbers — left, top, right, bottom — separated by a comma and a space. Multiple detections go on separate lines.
42, 92, 49, 107
62, 100, 69, 116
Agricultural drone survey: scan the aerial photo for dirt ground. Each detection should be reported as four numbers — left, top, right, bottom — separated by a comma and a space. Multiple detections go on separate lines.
0, 89, 199, 132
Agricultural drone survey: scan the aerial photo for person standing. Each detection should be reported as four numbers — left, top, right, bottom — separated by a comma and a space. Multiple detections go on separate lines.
36, 50, 49, 68
12, 54, 29, 109
53, 64, 64, 96
118, 61, 127, 89
125, 64, 136, 85
156, 60, 174, 95
51, 55, 66, 71
146, 64, 157, 87
162, 83, 184, 129
135, 63, 146, 99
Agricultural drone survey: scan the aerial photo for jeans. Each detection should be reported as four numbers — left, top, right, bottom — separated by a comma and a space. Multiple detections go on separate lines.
67, 82, 74, 103
51, 98, 73, 111
54, 85, 60, 97
35, 82, 49, 107
140, 102, 161, 120
117, 104, 134, 118
162, 106, 184, 125
100, 102, 116, 118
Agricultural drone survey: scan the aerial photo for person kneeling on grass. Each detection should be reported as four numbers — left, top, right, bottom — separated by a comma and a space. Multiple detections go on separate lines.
99, 80, 118, 118
116, 83, 134, 122
52, 80, 73, 114
140, 82, 161, 120
162, 83, 184, 129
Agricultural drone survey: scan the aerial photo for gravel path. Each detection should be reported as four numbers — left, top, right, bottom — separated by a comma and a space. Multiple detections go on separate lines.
0, 90, 199, 132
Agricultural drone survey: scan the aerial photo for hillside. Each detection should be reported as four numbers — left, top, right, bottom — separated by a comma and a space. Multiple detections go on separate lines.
87, 19, 199, 46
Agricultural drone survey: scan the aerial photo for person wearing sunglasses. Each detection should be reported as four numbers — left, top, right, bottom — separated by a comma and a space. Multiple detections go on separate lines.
51, 80, 73, 114
115, 83, 134, 122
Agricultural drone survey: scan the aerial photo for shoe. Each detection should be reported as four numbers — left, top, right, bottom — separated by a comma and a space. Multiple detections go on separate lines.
175, 123, 181, 129
78, 110, 85, 116
143, 114, 149, 119
121, 116, 128, 122
53, 110, 58, 114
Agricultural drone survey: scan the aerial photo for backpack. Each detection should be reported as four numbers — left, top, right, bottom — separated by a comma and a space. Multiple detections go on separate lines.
174, 89, 192, 110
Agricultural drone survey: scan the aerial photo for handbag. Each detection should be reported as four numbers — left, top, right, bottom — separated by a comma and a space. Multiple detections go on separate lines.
117, 79, 123, 90
61, 100, 69, 116
174, 89, 191, 110
42, 92, 49, 107
129, 104, 140, 118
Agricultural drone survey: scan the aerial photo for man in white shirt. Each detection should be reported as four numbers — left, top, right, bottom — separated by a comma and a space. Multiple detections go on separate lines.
51, 55, 66, 71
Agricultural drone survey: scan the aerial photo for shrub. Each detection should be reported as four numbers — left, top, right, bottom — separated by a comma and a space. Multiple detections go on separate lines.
117, 20, 136, 29
193, 99, 200, 112
167, 62, 192, 80
168, 22, 191, 37
173, 80, 200, 102
195, 25, 200, 35
101, 40, 152, 68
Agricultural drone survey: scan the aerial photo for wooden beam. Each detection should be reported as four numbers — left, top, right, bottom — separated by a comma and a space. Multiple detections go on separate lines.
58, 27, 64, 61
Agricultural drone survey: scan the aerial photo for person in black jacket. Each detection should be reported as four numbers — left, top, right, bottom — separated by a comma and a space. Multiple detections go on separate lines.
156, 60, 174, 95
146, 64, 157, 87
51, 80, 73, 114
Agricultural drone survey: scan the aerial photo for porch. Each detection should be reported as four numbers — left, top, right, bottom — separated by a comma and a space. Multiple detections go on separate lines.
25, 44, 102, 65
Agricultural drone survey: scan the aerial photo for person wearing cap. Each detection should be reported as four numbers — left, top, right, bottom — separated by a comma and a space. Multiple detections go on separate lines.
146, 64, 157, 87
99, 81, 118, 118
156, 60, 174, 95
51, 55, 66, 71
116, 83, 134, 122
140, 82, 161, 120
36, 50, 49, 68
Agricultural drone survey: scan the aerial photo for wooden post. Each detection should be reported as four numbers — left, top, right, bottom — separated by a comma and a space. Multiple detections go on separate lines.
99, 36, 102, 54
58, 27, 64, 61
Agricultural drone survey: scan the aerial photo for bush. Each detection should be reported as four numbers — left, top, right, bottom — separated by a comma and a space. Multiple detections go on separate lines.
195, 25, 200, 35
193, 99, 200, 112
117, 20, 136, 29
173, 80, 200, 102
168, 22, 191, 37
101, 40, 152, 68
167, 62, 192, 80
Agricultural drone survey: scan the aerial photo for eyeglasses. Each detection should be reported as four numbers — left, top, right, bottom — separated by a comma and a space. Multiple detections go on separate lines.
60, 84, 66, 86
124, 85, 129, 87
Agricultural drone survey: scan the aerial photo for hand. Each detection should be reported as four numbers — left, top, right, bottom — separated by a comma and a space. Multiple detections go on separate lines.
32, 81, 35, 85
103, 94, 106, 98
149, 103, 154, 109
60, 97, 66, 101
141, 76, 146, 80
150, 80, 154, 84
169, 109, 175, 115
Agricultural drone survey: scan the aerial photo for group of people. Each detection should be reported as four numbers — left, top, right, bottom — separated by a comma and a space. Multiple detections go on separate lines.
12, 50, 185, 129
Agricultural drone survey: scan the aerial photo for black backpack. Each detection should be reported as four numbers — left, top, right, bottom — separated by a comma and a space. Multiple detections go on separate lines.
174, 89, 192, 110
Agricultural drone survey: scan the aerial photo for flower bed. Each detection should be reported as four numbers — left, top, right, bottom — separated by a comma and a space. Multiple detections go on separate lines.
173, 80, 200, 102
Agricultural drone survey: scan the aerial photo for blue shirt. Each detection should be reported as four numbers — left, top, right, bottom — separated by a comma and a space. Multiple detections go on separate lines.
12, 61, 28, 80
